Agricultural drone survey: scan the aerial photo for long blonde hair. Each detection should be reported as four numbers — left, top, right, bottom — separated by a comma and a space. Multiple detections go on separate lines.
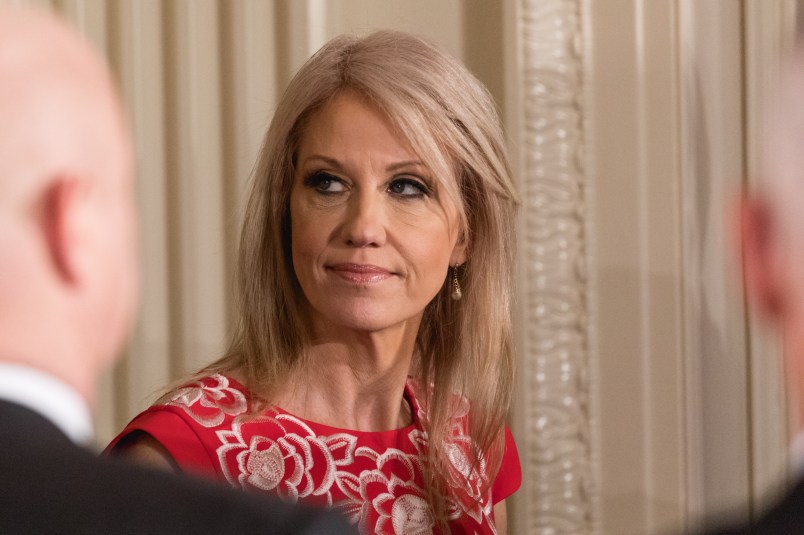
208, 30, 519, 525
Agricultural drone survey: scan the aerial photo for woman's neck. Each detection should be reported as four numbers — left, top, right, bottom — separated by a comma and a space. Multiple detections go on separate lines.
272, 325, 418, 432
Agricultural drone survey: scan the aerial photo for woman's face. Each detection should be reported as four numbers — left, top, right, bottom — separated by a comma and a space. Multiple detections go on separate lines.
289, 91, 465, 336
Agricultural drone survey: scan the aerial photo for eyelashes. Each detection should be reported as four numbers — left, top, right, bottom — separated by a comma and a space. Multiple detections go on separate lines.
304, 171, 344, 194
387, 177, 430, 198
303, 170, 432, 199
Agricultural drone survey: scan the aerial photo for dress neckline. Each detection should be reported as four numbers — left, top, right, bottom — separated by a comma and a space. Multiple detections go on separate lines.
223, 374, 422, 438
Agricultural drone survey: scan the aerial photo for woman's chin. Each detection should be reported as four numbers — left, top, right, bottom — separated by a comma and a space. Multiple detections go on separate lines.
310, 304, 421, 337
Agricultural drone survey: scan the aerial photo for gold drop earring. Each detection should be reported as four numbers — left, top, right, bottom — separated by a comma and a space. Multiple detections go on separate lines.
450, 264, 462, 301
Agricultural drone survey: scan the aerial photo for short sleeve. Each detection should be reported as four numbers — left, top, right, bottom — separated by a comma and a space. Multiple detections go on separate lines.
105, 408, 219, 479
491, 426, 522, 503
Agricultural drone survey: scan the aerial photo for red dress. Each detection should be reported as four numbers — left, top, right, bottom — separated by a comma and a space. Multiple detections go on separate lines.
109, 374, 521, 534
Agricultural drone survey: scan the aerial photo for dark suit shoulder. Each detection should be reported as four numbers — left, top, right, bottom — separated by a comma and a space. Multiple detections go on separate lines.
0, 401, 354, 534
700, 479, 804, 535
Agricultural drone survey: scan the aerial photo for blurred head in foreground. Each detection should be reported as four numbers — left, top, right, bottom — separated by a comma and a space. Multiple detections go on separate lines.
740, 48, 804, 426
0, 5, 137, 403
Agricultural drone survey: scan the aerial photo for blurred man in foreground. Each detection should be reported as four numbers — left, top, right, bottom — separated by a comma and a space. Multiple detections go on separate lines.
705, 48, 804, 534
0, 6, 351, 534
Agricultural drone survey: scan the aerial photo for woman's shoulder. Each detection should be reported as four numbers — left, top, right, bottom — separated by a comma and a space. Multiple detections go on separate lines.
104, 373, 252, 475
152, 373, 252, 428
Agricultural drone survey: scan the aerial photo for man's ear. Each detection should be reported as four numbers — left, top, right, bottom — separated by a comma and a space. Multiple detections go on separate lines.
738, 192, 784, 318
41, 177, 92, 286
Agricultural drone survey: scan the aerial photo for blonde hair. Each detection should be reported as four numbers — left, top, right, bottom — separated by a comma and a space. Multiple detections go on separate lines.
208, 30, 519, 524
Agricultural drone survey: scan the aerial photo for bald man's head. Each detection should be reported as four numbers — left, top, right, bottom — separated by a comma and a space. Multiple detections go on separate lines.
0, 6, 137, 403
0, 7, 131, 205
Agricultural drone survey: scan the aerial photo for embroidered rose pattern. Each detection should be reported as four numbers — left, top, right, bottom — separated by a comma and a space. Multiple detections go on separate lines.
162, 374, 247, 427
407, 380, 494, 527
217, 414, 356, 506
170, 375, 497, 533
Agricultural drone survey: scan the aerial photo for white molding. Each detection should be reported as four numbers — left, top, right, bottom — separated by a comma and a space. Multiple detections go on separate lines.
508, 0, 595, 533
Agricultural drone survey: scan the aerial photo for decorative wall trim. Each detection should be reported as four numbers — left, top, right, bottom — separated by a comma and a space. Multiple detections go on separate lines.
514, 0, 594, 532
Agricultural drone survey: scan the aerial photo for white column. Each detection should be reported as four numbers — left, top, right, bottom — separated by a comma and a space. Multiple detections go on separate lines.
507, 0, 596, 533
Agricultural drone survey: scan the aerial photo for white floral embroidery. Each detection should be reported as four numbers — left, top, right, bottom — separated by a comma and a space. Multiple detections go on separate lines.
216, 412, 359, 507
168, 375, 498, 533
163, 374, 247, 427
354, 446, 432, 533
391, 494, 432, 534
407, 380, 494, 527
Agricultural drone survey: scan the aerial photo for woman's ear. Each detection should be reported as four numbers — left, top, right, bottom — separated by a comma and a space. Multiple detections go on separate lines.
449, 230, 468, 266
738, 192, 784, 318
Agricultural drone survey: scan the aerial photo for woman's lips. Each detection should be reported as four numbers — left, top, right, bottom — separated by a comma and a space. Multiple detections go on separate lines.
328, 263, 393, 284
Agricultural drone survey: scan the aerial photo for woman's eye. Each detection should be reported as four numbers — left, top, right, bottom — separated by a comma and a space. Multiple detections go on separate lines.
388, 178, 429, 198
305, 171, 345, 194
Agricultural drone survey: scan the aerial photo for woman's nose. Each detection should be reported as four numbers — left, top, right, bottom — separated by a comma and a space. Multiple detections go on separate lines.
340, 191, 386, 247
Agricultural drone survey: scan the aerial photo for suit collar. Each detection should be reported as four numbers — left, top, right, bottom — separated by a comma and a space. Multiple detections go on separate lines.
0, 363, 92, 444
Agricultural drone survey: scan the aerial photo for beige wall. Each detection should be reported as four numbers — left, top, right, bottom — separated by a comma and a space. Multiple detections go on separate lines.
5, 0, 801, 533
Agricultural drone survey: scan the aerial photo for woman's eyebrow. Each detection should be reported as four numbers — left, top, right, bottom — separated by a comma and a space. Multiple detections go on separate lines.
300, 155, 426, 174
300, 154, 343, 169
386, 160, 425, 172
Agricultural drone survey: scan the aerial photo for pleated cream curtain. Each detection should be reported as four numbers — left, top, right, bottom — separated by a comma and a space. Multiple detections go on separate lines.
79, 0, 279, 442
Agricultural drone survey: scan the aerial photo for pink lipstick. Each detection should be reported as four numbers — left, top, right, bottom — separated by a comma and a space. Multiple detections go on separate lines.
328, 263, 393, 284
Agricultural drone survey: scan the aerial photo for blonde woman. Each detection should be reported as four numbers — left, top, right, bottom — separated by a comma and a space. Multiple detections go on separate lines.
109, 31, 521, 534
